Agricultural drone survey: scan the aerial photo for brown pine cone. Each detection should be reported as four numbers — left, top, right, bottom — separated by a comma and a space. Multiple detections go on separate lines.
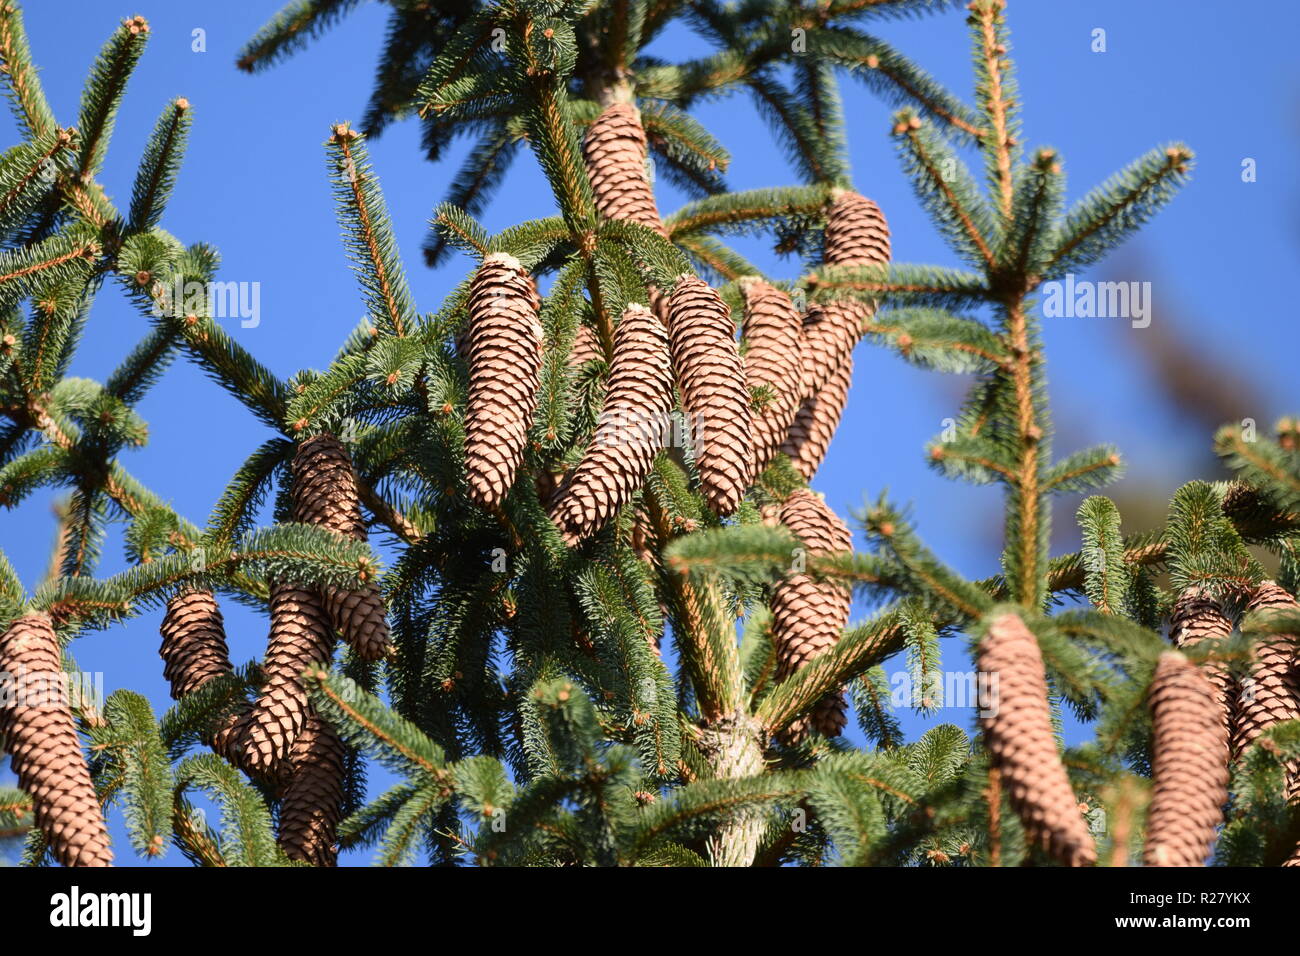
277, 713, 345, 867
291, 434, 392, 661
236, 583, 334, 777
773, 490, 853, 740
978, 612, 1096, 867
666, 275, 754, 515
824, 190, 891, 268
1169, 588, 1236, 746
0, 613, 112, 867
463, 252, 543, 510
291, 433, 366, 539
582, 102, 667, 237
798, 300, 863, 404
549, 304, 674, 544
793, 190, 891, 400
569, 323, 603, 369
739, 278, 804, 476
160, 590, 233, 699
1235, 581, 1300, 786
780, 357, 851, 481
1144, 651, 1230, 867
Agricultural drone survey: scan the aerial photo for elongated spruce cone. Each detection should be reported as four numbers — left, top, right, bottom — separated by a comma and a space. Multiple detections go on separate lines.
583, 102, 667, 237
0, 614, 112, 867
824, 190, 891, 268
780, 358, 851, 481
978, 613, 1096, 867
550, 304, 674, 544
773, 490, 853, 740
277, 714, 345, 867
739, 278, 804, 476
666, 275, 754, 515
1169, 588, 1236, 745
159, 590, 248, 765
463, 253, 543, 510
569, 323, 603, 369
1144, 651, 1230, 867
291, 434, 392, 661
237, 583, 334, 777
1236, 581, 1300, 786
160, 590, 233, 699
291, 434, 367, 539
798, 300, 867, 406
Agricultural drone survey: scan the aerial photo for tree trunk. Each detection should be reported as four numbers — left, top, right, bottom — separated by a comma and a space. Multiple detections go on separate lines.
700, 714, 766, 867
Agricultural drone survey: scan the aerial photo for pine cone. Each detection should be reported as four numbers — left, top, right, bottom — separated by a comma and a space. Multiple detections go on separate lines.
320, 585, 390, 663
666, 275, 754, 515
0, 613, 112, 867
582, 102, 667, 237
978, 612, 1096, 867
291, 433, 366, 539
277, 713, 345, 867
160, 590, 232, 699
772, 490, 853, 740
1169, 588, 1236, 745
549, 304, 674, 544
798, 301, 864, 402
824, 190, 891, 268
159, 590, 248, 764
569, 323, 603, 369
1144, 651, 1230, 867
1235, 581, 1300, 784
780, 357, 851, 481
739, 278, 804, 476
291, 434, 392, 661
463, 252, 543, 509
237, 583, 334, 777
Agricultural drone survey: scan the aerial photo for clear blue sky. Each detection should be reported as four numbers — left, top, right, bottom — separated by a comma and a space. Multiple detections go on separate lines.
2, 1, 1297, 865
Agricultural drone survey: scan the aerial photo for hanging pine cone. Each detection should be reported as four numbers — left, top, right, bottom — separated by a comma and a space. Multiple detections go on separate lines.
569, 323, 603, 369
291, 434, 392, 661
1235, 581, 1300, 784
160, 590, 232, 699
796, 300, 864, 406
0, 613, 112, 867
1144, 651, 1230, 867
780, 357, 851, 481
549, 304, 674, 544
236, 582, 335, 777
666, 275, 754, 515
978, 612, 1096, 867
739, 278, 804, 476
159, 589, 248, 765
463, 252, 543, 510
291, 433, 366, 538
582, 101, 667, 237
772, 489, 853, 740
1169, 587, 1236, 745
793, 190, 891, 401
277, 713, 345, 867
824, 189, 891, 268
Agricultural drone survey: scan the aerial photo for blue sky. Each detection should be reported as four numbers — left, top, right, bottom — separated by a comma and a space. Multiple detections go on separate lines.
2, 1, 1297, 865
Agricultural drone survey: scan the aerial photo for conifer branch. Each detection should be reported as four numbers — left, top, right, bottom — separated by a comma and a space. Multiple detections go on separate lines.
0, 0, 55, 138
